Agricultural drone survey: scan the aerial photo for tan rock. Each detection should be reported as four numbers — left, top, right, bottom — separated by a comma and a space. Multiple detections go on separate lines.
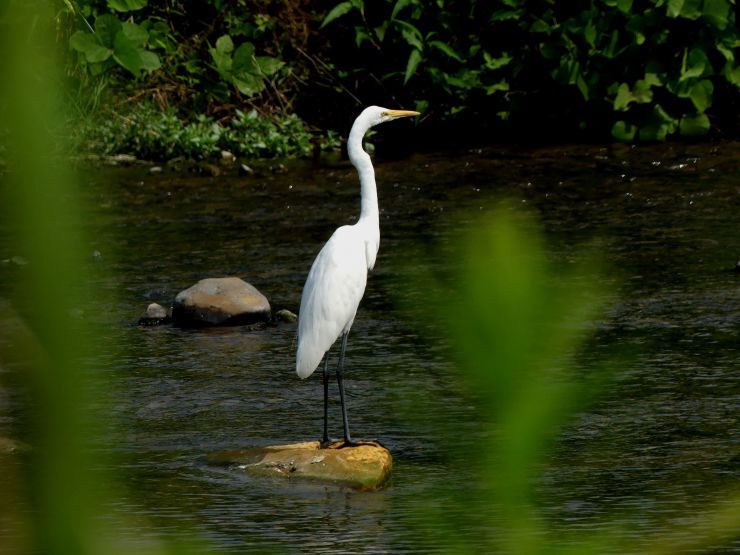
172, 277, 270, 326
206, 441, 392, 491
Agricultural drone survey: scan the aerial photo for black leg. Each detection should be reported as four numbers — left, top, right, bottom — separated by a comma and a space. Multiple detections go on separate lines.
321, 355, 330, 446
336, 332, 353, 444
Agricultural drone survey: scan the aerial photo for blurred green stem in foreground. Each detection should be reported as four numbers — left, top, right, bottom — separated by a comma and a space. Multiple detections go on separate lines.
411, 205, 740, 553
0, 3, 208, 554
1, 1, 102, 553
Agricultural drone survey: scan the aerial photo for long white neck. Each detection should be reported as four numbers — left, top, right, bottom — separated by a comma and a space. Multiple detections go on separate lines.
347, 120, 379, 227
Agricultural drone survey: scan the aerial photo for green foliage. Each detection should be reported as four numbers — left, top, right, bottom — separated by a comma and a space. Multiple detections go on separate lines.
69, 14, 161, 77
208, 35, 284, 96
63, 0, 293, 116
321, 0, 740, 140
75, 104, 330, 160
56, 0, 740, 150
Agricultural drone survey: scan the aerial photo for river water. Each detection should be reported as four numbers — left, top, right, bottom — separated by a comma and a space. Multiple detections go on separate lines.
4, 142, 740, 552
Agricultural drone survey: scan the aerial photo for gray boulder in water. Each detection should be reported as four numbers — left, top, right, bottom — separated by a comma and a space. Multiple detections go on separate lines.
172, 277, 271, 326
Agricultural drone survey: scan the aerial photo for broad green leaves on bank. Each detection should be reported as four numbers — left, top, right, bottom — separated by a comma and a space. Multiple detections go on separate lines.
322, 0, 740, 141
209, 35, 284, 96
70, 15, 160, 77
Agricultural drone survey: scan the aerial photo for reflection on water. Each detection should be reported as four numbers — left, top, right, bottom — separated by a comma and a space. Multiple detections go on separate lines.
2, 142, 739, 552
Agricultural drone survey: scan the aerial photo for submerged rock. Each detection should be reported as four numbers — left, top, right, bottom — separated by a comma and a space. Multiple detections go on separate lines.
275, 308, 298, 323
172, 277, 270, 326
206, 441, 392, 491
138, 302, 171, 326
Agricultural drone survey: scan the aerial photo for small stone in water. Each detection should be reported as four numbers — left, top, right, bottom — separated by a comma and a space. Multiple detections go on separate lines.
146, 303, 168, 319
149, 166, 163, 174
138, 302, 171, 326
276, 309, 298, 323
239, 163, 254, 176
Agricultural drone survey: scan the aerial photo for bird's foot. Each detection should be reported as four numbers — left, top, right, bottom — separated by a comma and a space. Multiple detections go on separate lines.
319, 437, 341, 449
336, 438, 385, 449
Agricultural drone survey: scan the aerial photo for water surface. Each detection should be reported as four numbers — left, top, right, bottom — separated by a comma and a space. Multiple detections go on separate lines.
3, 142, 739, 552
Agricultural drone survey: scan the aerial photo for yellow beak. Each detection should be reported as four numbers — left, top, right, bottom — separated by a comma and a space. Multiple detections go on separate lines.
385, 109, 421, 119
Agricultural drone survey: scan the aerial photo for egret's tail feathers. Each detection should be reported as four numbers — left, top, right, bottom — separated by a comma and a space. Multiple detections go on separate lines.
296, 365, 314, 379
296, 344, 322, 379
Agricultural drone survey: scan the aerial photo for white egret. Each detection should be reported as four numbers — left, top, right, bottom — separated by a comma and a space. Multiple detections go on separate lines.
296, 106, 420, 448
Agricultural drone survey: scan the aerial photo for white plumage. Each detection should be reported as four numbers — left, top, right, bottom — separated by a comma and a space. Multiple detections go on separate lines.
296, 224, 370, 378
295, 105, 419, 446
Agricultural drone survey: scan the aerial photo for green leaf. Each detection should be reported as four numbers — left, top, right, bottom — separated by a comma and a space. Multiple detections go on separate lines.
391, 0, 414, 19
724, 63, 740, 86
643, 71, 663, 87
70, 32, 112, 63
686, 79, 713, 112
576, 74, 589, 100
209, 41, 233, 80
614, 83, 634, 111
374, 22, 388, 42
233, 73, 265, 96
112, 31, 145, 76
632, 79, 655, 103
667, 0, 702, 19
321, 1, 354, 28
404, 48, 422, 83
255, 56, 284, 76
483, 51, 513, 70
626, 15, 646, 44
121, 22, 148, 47
530, 20, 551, 33
349, 0, 365, 15
395, 20, 424, 50
716, 43, 734, 63
679, 113, 710, 136
602, 30, 620, 58
584, 21, 597, 47
95, 14, 122, 48
612, 120, 637, 141
139, 50, 161, 72
354, 28, 372, 48
485, 79, 509, 95
429, 41, 462, 62
680, 47, 711, 81
702, 0, 730, 30
215, 35, 234, 54
107, 0, 147, 12
232, 42, 257, 76
639, 105, 678, 141
617, 0, 633, 12
490, 10, 523, 21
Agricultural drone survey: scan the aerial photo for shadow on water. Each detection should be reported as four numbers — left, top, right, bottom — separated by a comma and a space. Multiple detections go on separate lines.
2, 141, 738, 552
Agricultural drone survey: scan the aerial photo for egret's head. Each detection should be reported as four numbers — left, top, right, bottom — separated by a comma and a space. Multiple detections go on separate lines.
360, 105, 421, 128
